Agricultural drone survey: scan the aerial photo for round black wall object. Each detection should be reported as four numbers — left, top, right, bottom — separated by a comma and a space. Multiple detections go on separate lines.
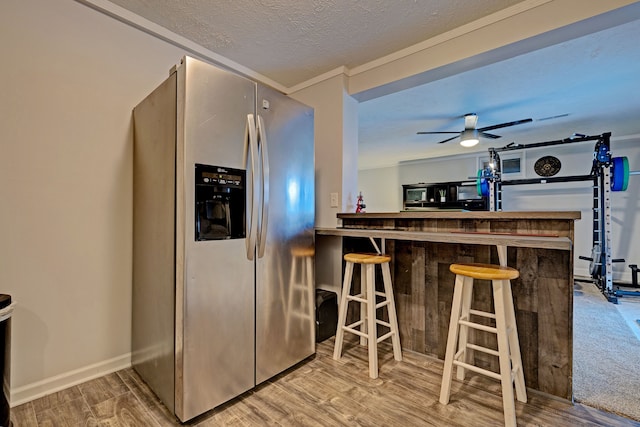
534, 156, 561, 177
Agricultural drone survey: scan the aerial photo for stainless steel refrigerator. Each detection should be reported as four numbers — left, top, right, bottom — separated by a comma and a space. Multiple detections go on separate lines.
132, 56, 315, 422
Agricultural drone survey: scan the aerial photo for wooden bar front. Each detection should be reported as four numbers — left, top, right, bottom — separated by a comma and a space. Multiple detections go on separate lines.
332, 211, 580, 400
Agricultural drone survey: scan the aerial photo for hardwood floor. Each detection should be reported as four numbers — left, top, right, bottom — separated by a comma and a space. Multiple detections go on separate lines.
11, 338, 640, 426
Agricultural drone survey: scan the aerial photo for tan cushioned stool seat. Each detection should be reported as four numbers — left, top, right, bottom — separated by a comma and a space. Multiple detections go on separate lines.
344, 253, 391, 264
291, 247, 315, 257
450, 263, 519, 281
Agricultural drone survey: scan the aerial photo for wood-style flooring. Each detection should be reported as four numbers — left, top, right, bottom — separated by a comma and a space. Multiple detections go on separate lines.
11, 338, 640, 426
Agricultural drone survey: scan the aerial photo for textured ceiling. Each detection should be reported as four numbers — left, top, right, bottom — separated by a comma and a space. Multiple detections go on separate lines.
106, 0, 524, 87
94, 1, 640, 169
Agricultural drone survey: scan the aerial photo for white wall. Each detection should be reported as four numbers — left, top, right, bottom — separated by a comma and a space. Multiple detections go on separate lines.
291, 74, 358, 227
359, 136, 640, 283
0, 0, 185, 404
341, 93, 360, 213
358, 166, 401, 212
398, 154, 480, 186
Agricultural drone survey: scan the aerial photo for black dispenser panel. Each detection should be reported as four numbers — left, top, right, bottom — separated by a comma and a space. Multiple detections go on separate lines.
195, 164, 246, 241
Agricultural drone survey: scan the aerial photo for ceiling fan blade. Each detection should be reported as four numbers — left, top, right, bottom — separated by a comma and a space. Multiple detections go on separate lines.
437, 135, 460, 144
416, 131, 461, 135
479, 132, 501, 139
478, 118, 532, 132
417, 114, 529, 143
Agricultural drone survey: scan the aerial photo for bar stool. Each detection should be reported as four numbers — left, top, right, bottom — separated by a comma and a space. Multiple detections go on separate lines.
333, 253, 402, 379
439, 263, 526, 427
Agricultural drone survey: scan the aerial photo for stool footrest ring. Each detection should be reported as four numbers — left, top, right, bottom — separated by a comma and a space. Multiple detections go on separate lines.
346, 294, 366, 303
344, 319, 365, 330
376, 300, 391, 310
343, 326, 368, 339
469, 308, 496, 320
466, 343, 499, 357
453, 360, 502, 381
376, 331, 395, 343
376, 319, 392, 329
459, 319, 498, 334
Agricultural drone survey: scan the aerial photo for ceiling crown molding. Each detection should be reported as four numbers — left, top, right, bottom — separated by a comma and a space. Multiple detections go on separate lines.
74, 0, 288, 93
348, 0, 553, 78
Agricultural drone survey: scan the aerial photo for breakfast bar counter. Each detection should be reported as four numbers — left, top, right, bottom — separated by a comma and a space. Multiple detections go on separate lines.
317, 210, 580, 400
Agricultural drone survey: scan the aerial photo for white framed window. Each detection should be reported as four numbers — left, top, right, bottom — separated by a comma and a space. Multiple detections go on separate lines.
500, 152, 525, 179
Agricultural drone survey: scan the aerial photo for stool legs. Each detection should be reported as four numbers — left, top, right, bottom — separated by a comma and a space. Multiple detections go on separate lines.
364, 264, 378, 378
333, 261, 354, 360
360, 267, 368, 347
456, 275, 474, 381
381, 262, 402, 361
503, 280, 527, 403
333, 259, 402, 379
440, 273, 465, 404
493, 279, 517, 427
440, 275, 526, 427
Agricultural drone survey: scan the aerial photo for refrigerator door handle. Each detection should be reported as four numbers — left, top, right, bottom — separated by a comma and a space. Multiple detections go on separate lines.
243, 114, 259, 260
256, 114, 270, 259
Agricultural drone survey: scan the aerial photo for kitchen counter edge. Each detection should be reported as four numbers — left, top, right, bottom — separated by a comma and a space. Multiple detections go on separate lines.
337, 211, 581, 220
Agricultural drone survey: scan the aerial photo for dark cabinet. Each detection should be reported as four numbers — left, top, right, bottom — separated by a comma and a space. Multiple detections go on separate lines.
402, 181, 487, 211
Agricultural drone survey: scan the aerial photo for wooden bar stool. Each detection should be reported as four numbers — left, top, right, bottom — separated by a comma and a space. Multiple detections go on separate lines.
439, 263, 526, 427
333, 253, 402, 378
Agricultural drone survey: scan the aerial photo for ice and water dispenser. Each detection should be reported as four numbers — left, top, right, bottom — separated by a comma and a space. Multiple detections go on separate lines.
195, 164, 246, 241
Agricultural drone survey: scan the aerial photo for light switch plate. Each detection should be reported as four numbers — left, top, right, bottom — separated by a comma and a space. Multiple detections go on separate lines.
330, 192, 339, 208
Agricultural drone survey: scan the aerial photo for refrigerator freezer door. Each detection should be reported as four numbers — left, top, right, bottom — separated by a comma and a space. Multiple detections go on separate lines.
176, 57, 256, 421
255, 85, 315, 384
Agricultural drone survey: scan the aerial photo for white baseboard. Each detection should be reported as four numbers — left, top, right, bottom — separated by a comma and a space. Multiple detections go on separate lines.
574, 267, 634, 285
11, 353, 131, 407
574, 266, 591, 279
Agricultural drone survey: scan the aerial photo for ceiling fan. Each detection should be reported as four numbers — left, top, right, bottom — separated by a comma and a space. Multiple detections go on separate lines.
417, 113, 532, 147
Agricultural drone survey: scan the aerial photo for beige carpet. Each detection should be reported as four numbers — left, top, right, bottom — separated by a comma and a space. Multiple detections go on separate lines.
573, 281, 640, 421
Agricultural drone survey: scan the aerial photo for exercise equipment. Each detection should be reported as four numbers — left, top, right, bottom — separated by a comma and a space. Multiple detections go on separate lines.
630, 264, 639, 288
611, 156, 629, 191
475, 132, 637, 302
477, 169, 491, 197
609, 264, 640, 300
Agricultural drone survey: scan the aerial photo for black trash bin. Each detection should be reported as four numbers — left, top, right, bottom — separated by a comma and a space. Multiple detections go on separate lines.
315, 289, 338, 342
0, 294, 13, 427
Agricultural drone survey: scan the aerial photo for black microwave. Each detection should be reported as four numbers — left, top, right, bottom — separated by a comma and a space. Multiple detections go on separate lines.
456, 184, 482, 201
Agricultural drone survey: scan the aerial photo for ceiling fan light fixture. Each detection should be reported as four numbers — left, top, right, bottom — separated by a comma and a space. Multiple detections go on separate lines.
460, 129, 480, 147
